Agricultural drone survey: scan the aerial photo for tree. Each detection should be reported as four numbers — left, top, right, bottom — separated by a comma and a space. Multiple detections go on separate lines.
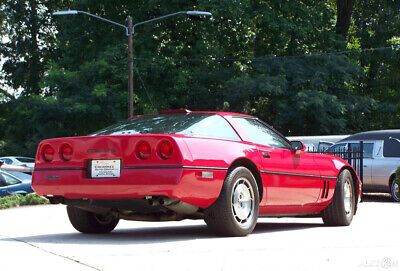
335, 0, 354, 38
0, 0, 67, 96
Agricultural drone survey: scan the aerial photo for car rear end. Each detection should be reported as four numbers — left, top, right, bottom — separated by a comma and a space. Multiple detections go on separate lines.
33, 134, 187, 200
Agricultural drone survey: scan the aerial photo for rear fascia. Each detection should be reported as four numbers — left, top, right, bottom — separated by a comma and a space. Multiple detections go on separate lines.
32, 134, 227, 208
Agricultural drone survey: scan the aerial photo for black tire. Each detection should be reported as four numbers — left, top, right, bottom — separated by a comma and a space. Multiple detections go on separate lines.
391, 178, 400, 202
322, 169, 355, 226
204, 167, 259, 237
67, 206, 119, 234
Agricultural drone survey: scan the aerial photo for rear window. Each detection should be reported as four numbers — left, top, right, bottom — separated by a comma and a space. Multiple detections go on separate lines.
92, 113, 241, 141
16, 157, 35, 163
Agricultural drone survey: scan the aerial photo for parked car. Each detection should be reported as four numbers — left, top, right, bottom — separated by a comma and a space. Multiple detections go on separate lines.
7, 171, 32, 182
329, 130, 400, 201
0, 170, 33, 198
0, 156, 35, 168
32, 109, 361, 236
287, 135, 349, 152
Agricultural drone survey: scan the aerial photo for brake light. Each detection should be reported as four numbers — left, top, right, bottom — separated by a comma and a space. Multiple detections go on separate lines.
43, 145, 55, 162
158, 141, 173, 159
60, 144, 73, 161
136, 141, 151, 160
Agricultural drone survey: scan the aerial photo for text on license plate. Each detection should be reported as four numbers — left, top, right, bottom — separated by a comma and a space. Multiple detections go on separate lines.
90, 159, 121, 178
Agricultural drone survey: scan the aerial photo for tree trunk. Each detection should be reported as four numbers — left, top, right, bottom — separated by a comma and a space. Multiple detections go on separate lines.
336, 0, 354, 38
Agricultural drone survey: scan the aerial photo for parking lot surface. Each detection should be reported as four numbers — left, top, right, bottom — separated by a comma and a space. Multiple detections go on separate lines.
0, 194, 399, 271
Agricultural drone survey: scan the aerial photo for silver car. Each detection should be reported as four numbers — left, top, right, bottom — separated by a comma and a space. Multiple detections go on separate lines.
330, 130, 400, 201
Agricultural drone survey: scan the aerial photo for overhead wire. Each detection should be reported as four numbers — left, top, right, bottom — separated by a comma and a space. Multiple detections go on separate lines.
126, 46, 399, 64
133, 62, 157, 111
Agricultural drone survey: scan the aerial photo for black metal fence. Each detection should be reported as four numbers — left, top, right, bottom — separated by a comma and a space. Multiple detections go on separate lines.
307, 141, 364, 182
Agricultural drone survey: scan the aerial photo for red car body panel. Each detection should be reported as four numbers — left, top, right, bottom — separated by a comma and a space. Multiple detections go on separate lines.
32, 111, 361, 215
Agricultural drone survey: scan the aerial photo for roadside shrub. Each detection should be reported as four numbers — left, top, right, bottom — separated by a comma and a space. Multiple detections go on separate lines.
0, 194, 49, 209
395, 166, 400, 183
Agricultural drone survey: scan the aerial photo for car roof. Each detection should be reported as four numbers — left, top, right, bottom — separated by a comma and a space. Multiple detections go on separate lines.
130, 109, 253, 119
339, 129, 400, 142
0, 156, 33, 159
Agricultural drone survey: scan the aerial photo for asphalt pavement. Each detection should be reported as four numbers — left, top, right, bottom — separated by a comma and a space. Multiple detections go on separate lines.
0, 194, 399, 271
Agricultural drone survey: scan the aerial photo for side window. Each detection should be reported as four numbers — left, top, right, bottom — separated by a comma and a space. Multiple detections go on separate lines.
383, 139, 400, 157
2, 173, 21, 186
362, 143, 374, 159
3, 158, 12, 164
179, 115, 241, 141
233, 118, 291, 149
349, 143, 374, 159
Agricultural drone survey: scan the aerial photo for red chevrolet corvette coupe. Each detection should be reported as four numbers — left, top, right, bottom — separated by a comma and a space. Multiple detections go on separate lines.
32, 109, 361, 236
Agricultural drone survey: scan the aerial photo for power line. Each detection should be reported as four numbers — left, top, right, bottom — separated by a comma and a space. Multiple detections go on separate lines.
133, 63, 156, 111
128, 46, 399, 63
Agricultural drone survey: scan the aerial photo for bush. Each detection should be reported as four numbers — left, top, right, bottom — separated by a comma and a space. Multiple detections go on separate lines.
395, 166, 400, 183
0, 193, 49, 209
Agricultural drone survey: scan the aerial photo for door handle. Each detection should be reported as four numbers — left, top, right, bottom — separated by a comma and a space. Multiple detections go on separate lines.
363, 165, 368, 168
262, 152, 271, 158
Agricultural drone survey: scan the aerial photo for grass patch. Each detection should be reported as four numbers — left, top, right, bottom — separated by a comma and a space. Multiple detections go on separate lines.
0, 193, 49, 209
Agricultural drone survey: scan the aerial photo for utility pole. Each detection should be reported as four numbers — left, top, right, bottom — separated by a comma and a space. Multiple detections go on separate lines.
53, 10, 212, 118
127, 16, 134, 118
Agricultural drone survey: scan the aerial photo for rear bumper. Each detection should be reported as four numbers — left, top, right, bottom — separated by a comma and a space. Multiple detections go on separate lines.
32, 167, 226, 208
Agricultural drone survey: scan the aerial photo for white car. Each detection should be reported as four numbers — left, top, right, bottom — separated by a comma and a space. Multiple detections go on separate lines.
0, 156, 35, 168
329, 130, 400, 201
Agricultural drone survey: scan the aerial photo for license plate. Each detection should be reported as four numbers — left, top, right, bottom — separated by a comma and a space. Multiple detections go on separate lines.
89, 160, 121, 178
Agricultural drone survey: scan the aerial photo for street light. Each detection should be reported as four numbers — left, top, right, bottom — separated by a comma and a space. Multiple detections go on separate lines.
53, 10, 212, 117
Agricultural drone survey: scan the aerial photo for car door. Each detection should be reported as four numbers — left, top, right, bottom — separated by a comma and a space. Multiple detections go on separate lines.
229, 117, 321, 206
371, 140, 399, 191
0, 172, 23, 197
358, 141, 375, 189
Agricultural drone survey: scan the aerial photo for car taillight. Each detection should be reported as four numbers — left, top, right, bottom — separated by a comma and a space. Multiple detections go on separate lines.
158, 141, 173, 160
60, 144, 73, 161
136, 141, 151, 160
43, 145, 55, 162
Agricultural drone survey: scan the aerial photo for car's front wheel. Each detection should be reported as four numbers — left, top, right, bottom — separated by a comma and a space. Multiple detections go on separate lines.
322, 169, 355, 226
67, 206, 119, 234
391, 179, 400, 202
204, 166, 259, 237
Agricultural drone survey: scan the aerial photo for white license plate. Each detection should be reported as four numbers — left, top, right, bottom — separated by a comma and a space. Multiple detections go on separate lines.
90, 160, 121, 178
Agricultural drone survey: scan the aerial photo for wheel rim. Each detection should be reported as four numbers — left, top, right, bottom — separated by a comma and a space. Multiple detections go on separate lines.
343, 179, 353, 216
231, 177, 255, 228
392, 182, 400, 201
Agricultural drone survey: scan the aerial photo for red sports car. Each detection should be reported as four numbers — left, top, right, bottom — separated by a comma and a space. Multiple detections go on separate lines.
32, 109, 361, 236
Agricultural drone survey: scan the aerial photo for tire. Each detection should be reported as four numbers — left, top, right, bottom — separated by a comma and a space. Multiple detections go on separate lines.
67, 206, 119, 234
322, 169, 355, 226
391, 179, 400, 202
204, 167, 259, 237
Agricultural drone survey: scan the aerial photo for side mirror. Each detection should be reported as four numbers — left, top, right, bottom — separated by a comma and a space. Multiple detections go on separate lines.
291, 141, 306, 154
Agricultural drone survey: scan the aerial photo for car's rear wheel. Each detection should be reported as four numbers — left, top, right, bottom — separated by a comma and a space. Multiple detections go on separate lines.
391, 179, 400, 202
67, 206, 119, 234
322, 169, 355, 226
204, 167, 259, 237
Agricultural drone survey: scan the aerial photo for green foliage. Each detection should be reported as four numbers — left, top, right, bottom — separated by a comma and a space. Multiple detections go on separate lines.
0, 193, 49, 209
395, 166, 400, 184
0, 0, 400, 156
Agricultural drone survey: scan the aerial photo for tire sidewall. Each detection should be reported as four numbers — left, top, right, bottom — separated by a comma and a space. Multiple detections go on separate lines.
391, 179, 400, 202
223, 167, 260, 233
337, 170, 355, 225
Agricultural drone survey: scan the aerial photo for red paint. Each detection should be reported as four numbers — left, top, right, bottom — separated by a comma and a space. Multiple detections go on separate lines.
32, 111, 361, 214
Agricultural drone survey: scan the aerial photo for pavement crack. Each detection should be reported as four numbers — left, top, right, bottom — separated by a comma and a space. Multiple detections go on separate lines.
0, 234, 101, 271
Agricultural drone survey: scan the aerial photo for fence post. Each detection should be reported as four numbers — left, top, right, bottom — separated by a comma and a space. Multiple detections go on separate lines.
347, 144, 351, 165
360, 141, 364, 183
